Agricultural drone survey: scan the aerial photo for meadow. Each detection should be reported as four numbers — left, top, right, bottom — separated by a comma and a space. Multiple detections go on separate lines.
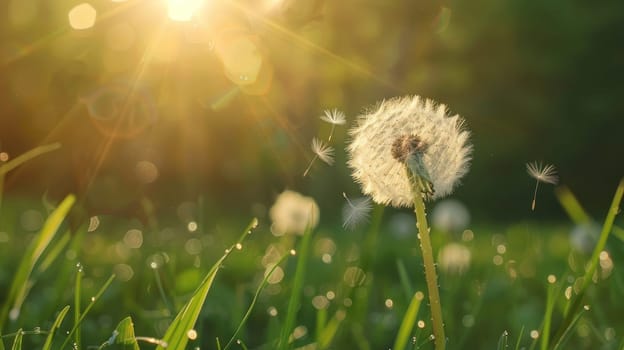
1, 145, 623, 349
1, 0, 624, 349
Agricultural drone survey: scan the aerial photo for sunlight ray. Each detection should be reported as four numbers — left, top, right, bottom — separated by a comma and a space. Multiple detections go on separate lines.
223, 0, 401, 92
1, 1, 140, 67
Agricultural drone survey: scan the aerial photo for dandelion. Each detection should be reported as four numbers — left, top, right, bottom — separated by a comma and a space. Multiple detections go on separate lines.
269, 190, 319, 236
341, 193, 372, 230
438, 243, 471, 275
348, 96, 472, 207
303, 138, 334, 176
347, 95, 473, 350
526, 162, 558, 211
431, 199, 471, 233
320, 108, 346, 141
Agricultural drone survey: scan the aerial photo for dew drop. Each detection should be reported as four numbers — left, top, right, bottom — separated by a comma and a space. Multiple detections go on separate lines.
530, 330, 539, 339
90, 296, 96, 302
290, 249, 296, 256
235, 243, 243, 250
224, 248, 231, 254
187, 329, 198, 340
9, 308, 19, 320
267, 306, 278, 316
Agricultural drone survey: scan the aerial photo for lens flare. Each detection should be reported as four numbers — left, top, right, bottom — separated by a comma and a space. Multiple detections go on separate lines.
167, 0, 203, 22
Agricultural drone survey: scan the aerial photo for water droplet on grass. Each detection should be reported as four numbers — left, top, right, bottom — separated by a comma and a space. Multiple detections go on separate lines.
9, 308, 20, 320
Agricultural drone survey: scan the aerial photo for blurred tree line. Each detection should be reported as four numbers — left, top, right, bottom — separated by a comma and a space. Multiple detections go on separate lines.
0, 0, 622, 222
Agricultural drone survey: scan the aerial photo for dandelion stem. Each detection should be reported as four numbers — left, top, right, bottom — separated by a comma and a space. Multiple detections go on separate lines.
303, 155, 319, 177
327, 125, 336, 142
410, 173, 446, 350
532, 180, 540, 211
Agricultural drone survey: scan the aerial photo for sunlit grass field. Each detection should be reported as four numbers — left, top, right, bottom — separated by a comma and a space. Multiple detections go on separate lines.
1, 0, 624, 349
1, 169, 623, 349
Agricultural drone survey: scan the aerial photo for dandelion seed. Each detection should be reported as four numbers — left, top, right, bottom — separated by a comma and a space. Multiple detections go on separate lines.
303, 138, 334, 176
312, 138, 334, 165
526, 161, 558, 211
320, 108, 346, 142
320, 108, 347, 125
342, 192, 372, 230
347, 95, 472, 207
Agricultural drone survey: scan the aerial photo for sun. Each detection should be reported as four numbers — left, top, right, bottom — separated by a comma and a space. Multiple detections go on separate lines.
166, 0, 204, 22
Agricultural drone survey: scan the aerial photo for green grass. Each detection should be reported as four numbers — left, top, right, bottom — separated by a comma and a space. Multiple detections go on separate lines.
1, 150, 624, 349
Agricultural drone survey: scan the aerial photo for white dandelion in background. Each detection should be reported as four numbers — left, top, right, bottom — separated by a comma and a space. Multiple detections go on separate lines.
303, 138, 335, 176
526, 161, 558, 211
269, 190, 319, 236
347, 95, 472, 207
438, 243, 472, 275
320, 108, 346, 141
431, 199, 471, 233
341, 192, 373, 230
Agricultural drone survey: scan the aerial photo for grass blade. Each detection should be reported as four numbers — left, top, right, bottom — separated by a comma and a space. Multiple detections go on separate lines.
156, 218, 258, 350
277, 224, 314, 350
551, 178, 624, 347
552, 307, 586, 350
224, 253, 290, 350
0, 143, 61, 177
61, 274, 116, 349
393, 291, 424, 350
111, 317, 140, 350
497, 330, 509, 350
555, 186, 591, 224
317, 309, 346, 349
540, 278, 558, 350
514, 326, 525, 350
74, 266, 83, 349
36, 231, 71, 275
396, 259, 414, 300
0, 194, 75, 331
9, 329, 22, 350
42, 306, 70, 350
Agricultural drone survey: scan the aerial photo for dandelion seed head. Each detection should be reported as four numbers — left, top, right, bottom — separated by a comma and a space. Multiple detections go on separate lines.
527, 162, 558, 185
438, 243, 471, 274
269, 190, 319, 236
347, 95, 472, 207
312, 138, 335, 165
320, 108, 346, 125
431, 199, 471, 233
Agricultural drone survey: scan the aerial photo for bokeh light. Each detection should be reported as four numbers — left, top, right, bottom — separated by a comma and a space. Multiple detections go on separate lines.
68, 3, 97, 30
